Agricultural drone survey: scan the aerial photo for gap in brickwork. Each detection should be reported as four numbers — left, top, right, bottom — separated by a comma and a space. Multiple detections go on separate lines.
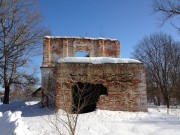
72, 82, 107, 113
75, 51, 90, 57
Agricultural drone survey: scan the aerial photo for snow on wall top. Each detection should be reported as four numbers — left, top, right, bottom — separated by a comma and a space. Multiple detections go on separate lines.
44, 36, 118, 41
58, 57, 142, 64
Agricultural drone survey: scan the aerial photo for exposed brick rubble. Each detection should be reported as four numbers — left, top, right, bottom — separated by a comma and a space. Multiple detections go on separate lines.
41, 37, 147, 112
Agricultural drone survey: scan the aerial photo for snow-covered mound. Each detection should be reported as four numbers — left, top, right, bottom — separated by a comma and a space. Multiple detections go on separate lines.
58, 57, 141, 64
0, 111, 31, 135
0, 101, 26, 113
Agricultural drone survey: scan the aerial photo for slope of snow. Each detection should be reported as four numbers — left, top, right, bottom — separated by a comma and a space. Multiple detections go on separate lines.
0, 101, 26, 112
58, 57, 141, 64
0, 101, 180, 135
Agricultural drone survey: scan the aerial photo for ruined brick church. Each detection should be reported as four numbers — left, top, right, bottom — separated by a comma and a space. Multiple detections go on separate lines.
41, 36, 147, 113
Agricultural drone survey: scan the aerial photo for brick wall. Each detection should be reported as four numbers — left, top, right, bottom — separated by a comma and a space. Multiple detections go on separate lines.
42, 37, 120, 68
54, 63, 147, 112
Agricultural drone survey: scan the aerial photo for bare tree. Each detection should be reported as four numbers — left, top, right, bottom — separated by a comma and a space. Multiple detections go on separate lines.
152, 0, 180, 31
10, 82, 38, 102
132, 33, 180, 111
0, 0, 48, 104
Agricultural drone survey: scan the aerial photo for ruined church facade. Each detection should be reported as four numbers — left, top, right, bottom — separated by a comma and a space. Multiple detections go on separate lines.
41, 37, 147, 113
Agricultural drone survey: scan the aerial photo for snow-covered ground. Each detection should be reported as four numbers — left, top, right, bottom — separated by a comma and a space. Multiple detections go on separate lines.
0, 101, 180, 135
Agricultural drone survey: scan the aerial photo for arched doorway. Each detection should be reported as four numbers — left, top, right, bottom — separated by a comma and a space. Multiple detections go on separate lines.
72, 82, 107, 113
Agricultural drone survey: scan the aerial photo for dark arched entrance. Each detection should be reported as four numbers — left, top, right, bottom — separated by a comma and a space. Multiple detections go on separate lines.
72, 82, 107, 113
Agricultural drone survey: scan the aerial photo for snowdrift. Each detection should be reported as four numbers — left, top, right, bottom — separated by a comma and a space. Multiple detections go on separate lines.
0, 111, 31, 135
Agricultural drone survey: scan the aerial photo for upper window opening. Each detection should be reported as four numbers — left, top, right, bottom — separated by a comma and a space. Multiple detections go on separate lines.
76, 52, 90, 57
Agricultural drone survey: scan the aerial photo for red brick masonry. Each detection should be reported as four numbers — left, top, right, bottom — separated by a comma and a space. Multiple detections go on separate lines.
41, 37, 147, 112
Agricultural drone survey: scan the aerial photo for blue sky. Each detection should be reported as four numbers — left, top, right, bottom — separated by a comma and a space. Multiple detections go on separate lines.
39, 0, 179, 58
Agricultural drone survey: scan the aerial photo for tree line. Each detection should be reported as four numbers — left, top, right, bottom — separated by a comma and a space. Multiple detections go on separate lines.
133, 33, 180, 108
133, 0, 180, 109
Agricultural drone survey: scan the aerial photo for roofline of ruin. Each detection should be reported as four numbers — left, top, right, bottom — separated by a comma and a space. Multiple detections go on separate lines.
44, 36, 119, 42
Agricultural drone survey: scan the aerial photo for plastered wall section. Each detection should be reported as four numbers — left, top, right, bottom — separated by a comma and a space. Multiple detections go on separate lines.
41, 67, 56, 108
42, 37, 120, 67
54, 63, 147, 112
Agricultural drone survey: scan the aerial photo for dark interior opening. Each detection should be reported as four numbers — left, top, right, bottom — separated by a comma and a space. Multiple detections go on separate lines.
72, 82, 107, 113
